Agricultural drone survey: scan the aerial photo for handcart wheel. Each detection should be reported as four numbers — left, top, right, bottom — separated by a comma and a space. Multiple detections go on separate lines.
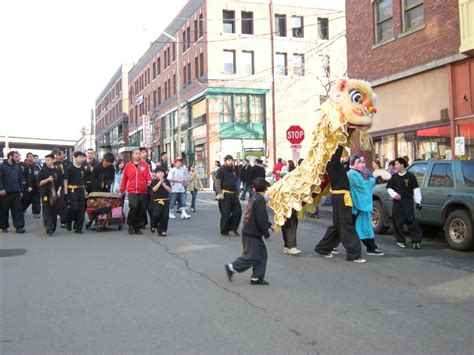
118, 225, 123, 231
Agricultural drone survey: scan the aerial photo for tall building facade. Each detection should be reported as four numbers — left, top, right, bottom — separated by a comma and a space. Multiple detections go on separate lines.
127, 0, 345, 184
95, 64, 132, 158
346, 0, 474, 164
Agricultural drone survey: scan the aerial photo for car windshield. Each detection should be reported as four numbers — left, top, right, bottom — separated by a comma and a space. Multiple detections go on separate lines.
461, 161, 474, 187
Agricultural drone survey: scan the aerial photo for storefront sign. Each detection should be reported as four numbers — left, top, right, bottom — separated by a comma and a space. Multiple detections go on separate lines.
455, 136, 465, 156
142, 115, 151, 147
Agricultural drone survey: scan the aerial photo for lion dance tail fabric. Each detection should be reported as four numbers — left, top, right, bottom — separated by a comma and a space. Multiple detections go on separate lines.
268, 78, 377, 231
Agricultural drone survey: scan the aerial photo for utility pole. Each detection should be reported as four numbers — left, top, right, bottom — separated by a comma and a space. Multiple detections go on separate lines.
163, 31, 181, 159
269, 0, 277, 166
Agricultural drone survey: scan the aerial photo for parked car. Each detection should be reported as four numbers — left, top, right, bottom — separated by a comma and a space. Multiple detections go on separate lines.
372, 160, 474, 251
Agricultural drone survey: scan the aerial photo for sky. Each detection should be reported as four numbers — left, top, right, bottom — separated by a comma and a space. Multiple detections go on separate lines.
0, 0, 345, 142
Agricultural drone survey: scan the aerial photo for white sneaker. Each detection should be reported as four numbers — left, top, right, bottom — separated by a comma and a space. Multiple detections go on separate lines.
331, 248, 340, 255
288, 247, 302, 255
352, 258, 367, 264
283, 247, 290, 254
169, 213, 176, 219
181, 210, 191, 219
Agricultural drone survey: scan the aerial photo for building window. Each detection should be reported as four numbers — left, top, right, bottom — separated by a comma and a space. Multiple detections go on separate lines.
182, 30, 186, 52
199, 14, 204, 37
199, 52, 204, 77
195, 56, 199, 79
158, 87, 162, 105
275, 52, 287, 75
374, 0, 393, 43
293, 54, 304, 76
234, 95, 249, 122
223, 10, 235, 33
275, 14, 286, 37
218, 94, 265, 124
242, 50, 254, 75
292, 16, 303, 38
152, 61, 156, 79
219, 94, 233, 123
403, 0, 424, 31
224, 50, 236, 74
187, 62, 191, 84
172, 42, 176, 61
194, 19, 198, 42
153, 90, 157, 108
241, 11, 253, 35
186, 26, 191, 49
318, 17, 329, 40
183, 65, 187, 86
173, 74, 176, 94
157, 57, 161, 75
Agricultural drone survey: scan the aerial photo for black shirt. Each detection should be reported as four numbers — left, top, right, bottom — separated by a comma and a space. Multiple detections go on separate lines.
83, 159, 97, 191
64, 164, 85, 187
327, 146, 350, 190
242, 193, 272, 238
215, 166, 237, 191
38, 166, 61, 197
248, 165, 265, 185
91, 163, 115, 192
149, 178, 171, 200
386, 172, 419, 199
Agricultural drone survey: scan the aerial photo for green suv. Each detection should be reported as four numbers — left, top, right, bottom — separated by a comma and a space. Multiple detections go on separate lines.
372, 160, 474, 251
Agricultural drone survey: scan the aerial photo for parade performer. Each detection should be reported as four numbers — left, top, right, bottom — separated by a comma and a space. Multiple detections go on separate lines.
0, 151, 25, 233
64, 151, 87, 234
386, 157, 423, 249
225, 178, 272, 285
38, 154, 62, 236
347, 155, 384, 256
266, 78, 376, 261
91, 153, 115, 193
83, 149, 97, 194
215, 155, 242, 236
149, 167, 171, 237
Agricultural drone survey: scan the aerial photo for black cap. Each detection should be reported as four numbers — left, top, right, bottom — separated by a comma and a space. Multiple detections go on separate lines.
252, 177, 270, 192
154, 166, 166, 174
224, 154, 233, 161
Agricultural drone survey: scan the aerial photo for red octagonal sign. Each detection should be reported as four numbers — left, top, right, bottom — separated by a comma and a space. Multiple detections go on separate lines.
286, 125, 305, 144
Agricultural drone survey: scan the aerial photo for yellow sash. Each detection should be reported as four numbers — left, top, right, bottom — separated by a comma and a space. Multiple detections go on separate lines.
68, 185, 83, 192
331, 189, 353, 207
154, 198, 169, 205
222, 189, 236, 194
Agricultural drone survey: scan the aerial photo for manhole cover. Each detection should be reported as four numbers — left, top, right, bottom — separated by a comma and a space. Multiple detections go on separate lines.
0, 249, 26, 257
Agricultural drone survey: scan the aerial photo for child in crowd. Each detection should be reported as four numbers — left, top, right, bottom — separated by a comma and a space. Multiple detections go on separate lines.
149, 167, 172, 237
225, 177, 272, 285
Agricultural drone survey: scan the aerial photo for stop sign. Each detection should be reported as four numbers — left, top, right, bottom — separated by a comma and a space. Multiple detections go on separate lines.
286, 125, 305, 144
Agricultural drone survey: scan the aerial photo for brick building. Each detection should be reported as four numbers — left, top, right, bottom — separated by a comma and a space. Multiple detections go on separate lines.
127, 0, 346, 185
95, 64, 132, 158
346, 0, 474, 164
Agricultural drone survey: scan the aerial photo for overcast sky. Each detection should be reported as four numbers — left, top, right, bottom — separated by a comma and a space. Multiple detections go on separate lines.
0, 0, 345, 142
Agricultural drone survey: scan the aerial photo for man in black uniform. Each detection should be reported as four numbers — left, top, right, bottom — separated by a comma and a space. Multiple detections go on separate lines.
248, 159, 266, 198
21, 152, 41, 218
83, 148, 97, 194
52, 148, 70, 228
314, 145, 365, 263
215, 155, 242, 236
63, 151, 87, 233
149, 166, 172, 236
91, 152, 115, 192
0, 151, 25, 233
38, 154, 62, 236
386, 157, 423, 249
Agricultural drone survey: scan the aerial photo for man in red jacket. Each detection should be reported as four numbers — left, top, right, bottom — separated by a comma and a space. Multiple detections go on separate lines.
120, 149, 152, 235
272, 158, 285, 181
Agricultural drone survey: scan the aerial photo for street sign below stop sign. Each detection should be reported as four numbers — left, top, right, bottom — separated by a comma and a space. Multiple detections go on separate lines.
286, 125, 305, 144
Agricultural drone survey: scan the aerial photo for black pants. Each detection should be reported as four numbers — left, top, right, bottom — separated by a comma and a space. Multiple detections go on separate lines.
315, 194, 362, 260
66, 189, 85, 231
282, 209, 298, 248
57, 193, 67, 225
232, 233, 268, 280
392, 199, 423, 243
151, 201, 170, 232
22, 190, 41, 215
0, 193, 25, 230
42, 199, 58, 233
127, 193, 148, 230
361, 239, 378, 252
218, 193, 242, 234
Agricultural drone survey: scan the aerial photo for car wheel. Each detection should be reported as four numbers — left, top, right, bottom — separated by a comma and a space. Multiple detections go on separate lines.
444, 210, 474, 251
372, 200, 389, 234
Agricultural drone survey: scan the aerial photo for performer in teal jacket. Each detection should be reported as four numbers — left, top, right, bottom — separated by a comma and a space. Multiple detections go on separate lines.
348, 155, 384, 256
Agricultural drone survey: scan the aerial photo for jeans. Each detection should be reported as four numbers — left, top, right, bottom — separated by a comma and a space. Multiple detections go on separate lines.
240, 183, 251, 200
169, 192, 187, 211
190, 189, 198, 209
236, 178, 241, 194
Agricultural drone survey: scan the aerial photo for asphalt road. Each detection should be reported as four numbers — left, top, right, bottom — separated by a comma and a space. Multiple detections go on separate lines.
1, 192, 473, 354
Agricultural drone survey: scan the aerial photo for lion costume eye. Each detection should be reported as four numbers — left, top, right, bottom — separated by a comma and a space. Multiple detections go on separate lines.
349, 90, 363, 105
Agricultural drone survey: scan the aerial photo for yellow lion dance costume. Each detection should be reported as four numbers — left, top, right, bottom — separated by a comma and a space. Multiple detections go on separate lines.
268, 78, 377, 231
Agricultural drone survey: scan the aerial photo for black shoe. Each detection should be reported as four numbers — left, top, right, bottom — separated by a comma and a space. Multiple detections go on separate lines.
225, 264, 234, 282
85, 221, 93, 229
66, 223, 72, 232
221, 232, 230, 236
157, 230, 167, 237
140, 226, 147, 230
74, 230, 84, 234
60, 223, 67, 229
2, 229, 8, 233
128, 226, 135, 235
413, 242, 421, 250
15, 228, 25, 234
46, 230, 54, 236
250, 279, 269, 285
150, 227, 156, 233
229, 230, 240, 237
134, 229, 143, 235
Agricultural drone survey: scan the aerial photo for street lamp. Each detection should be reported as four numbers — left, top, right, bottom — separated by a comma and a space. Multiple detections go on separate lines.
162, 31, 181, 160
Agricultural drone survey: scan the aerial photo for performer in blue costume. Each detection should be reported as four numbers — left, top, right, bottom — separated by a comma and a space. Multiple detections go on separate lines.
348, 155, 384, 256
